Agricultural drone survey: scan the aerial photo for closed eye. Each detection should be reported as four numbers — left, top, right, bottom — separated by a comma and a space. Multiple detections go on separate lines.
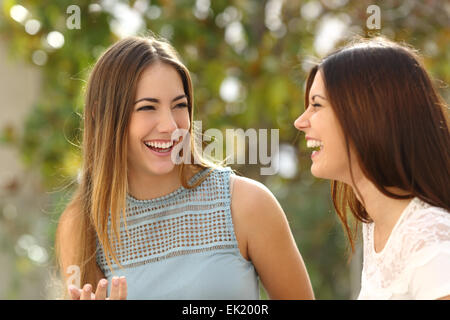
137, 105, 156, 111
173, 102, 188, 109
311, 103, 321, 108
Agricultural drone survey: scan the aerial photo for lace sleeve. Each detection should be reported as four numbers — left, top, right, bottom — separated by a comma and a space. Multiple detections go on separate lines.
409, 249, 450, 299
403, 206, 450, 299
359, 200, 450, 300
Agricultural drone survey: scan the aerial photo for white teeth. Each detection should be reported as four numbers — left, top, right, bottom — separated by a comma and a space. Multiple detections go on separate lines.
307, 140, 324, 149
145, 141, 174, 149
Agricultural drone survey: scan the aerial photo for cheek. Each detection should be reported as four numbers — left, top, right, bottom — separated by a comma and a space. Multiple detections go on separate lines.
325, 125, 348, 167
347, 147, 365, 179
323, 111, 345, 147
127, 115, 153, 150
129, 113, 158, 134
127, 117, 142, 143
332, 133, 348, 158
175, 109, 190, 129
333, 129, 348, 159
126, 126, 140, 157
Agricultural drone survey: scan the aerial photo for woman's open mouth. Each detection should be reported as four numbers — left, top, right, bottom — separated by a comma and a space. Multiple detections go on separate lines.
307, 139, 323, 159
143, 139, 179, 156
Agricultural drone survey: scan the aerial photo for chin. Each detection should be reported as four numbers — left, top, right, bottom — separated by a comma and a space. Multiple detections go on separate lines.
148, 161, 176, 176
311, 165, 352, 185
310, 168, 325, 179
310, 165, 334, 181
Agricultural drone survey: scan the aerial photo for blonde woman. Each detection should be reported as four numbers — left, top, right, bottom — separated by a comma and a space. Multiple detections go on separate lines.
55, 35, 314, 300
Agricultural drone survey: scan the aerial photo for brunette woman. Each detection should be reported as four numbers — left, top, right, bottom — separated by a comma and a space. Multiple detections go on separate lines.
295, 37, 450, 299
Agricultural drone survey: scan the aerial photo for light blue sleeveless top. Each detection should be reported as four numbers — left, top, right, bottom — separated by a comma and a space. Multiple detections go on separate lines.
96, 167, 260, 299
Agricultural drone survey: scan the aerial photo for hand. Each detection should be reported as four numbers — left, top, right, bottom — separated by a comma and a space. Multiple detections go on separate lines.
68, 276, 127, 300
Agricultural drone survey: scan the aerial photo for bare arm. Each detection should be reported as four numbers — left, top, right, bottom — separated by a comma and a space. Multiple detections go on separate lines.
56, 205, 82, 287
231, 176, 315, 299
56, 205, 115, 299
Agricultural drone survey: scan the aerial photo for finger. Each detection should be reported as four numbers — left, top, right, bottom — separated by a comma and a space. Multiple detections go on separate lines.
119, 276, 127, 300
95, 279, 108, 300
68, 285, 81, 300
80, 284, 93, 300
109, 276, 120, 300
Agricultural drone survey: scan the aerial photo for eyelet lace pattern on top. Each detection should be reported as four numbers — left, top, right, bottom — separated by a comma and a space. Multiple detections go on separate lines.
96, 167, 239, 276
358, 197, 450, 299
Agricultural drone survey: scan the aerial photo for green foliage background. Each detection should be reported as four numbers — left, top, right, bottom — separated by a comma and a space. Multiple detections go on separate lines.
0, 0, 448, 299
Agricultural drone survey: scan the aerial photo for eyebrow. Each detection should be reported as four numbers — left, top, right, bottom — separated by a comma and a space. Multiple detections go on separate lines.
311, 94, 327, 101
134, 94, 187, 105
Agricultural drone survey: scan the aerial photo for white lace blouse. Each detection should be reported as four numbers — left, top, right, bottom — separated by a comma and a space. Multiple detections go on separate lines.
358, 197, 450, 300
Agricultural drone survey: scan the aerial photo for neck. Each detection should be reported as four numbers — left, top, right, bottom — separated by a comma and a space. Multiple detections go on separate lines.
127, 165, 183, 200
352, 176, 413, 251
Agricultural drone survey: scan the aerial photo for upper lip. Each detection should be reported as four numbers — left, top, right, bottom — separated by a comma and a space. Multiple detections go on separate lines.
305, 136, 321, 141
144, 139, 174, 143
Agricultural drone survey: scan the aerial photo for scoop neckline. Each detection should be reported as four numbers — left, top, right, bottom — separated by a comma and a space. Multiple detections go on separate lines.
126, 167, 210, 203
371, 197, 419, 256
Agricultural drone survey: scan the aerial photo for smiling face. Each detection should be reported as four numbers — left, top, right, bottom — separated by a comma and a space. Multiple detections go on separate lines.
294, 70, 359, 183
127, 62, 190, 180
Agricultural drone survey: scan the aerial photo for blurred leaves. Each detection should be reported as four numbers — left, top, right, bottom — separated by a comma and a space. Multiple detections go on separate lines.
0, 0, 448, 299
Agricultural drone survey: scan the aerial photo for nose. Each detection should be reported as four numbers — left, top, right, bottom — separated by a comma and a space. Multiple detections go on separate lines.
157, 109, 178, 133
294, 111, 310, 132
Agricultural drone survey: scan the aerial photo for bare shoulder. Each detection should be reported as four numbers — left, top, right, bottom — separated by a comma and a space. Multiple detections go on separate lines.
229, 174, 286, 261
230, 174, 289, 243
230, 174, 284, 221
231, 175, 278, 206
230, 174, 314, 299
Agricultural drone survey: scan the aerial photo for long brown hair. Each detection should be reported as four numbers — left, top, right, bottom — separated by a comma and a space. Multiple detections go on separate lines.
55, 35, 216, 295
304, 37, 450, 252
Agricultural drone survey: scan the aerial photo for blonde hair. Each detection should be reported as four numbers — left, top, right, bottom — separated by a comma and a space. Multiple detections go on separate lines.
55, 35, 218, 295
